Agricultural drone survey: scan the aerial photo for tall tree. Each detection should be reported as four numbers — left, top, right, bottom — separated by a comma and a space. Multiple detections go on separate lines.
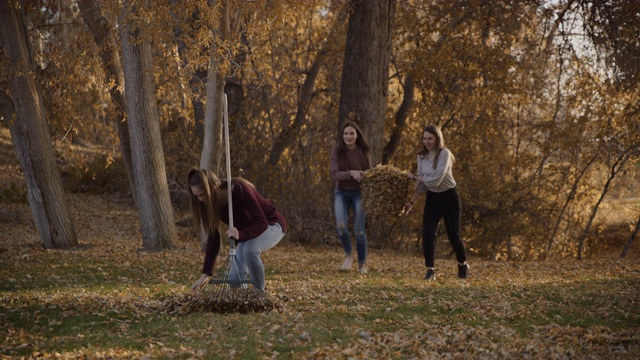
338, 0, 396, 164
268, 1, 348, 166
119, 0, 176, 251
77, 0, 136, 200
200, 0, 230, 173
0, 1, 77, 248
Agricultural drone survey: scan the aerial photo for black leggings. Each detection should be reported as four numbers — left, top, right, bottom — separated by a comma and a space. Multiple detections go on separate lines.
422, 188, 467, 268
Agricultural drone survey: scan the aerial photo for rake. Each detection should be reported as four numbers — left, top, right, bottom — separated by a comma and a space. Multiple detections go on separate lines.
190, 93, 273, 313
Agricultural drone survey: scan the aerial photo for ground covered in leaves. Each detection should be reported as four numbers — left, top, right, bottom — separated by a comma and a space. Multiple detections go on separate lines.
0, 191, 639, 359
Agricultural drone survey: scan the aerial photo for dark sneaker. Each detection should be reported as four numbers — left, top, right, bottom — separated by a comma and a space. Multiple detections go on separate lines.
458, 263, 469, 279
424, 268, 436, 280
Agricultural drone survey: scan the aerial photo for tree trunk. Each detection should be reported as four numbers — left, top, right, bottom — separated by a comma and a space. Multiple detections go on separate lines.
338, 0, 396, 164
547, 154, 598, 255
382, 74, 414, 164
0, 2, 77, 248
268, 3, 349, 166
621, 214, 639, 258
119, 0, 176, 251
200, 0, 230, 173
577, 150, 632, 259
170, 1, 207, 137
77, 0, 136, 199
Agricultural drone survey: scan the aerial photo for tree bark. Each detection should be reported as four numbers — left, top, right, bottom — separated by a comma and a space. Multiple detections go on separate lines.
0, 2, 77, 248
200, 0, 230, 173
119, 0, 176, 251
338, 0, 396, 164
621, 214, 639, 258
382, 74, 413, 164
77, 0, 136, 199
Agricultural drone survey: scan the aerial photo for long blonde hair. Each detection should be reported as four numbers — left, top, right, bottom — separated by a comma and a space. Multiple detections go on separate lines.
187, 168, 254, 235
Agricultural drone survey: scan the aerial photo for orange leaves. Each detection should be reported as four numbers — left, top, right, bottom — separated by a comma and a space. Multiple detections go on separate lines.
361, 164, 411, 216
1, 182, 640, 358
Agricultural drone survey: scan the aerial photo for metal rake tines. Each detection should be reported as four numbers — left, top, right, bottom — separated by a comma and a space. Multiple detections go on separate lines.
191, 282, 274, 313
190, 250, 274, 313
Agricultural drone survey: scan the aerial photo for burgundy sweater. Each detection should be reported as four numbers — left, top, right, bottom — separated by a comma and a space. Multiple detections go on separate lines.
330, 145, 371, 190
202, 181, 286, 275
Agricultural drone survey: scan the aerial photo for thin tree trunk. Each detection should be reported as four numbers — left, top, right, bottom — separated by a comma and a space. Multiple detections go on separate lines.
382, 74, 413, 164
577, 150, 633, 259
120, 0, 176, 251
170, 1, 207, 137
621, 214, 639, 258
544, 0, 576, 52
0, 2, 77, 248
77, 0, 136, 199
200, 0, 229, 173
546, 155, 598, 255
268, 2, 348, 166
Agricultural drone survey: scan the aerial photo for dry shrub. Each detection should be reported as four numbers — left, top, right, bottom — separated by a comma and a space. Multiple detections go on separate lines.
60, 154, 130, 194
0, 182, 28, 204
586, 221, 636, 258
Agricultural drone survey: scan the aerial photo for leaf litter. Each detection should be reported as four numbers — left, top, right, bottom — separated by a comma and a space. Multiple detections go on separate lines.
1, 192, 639, 358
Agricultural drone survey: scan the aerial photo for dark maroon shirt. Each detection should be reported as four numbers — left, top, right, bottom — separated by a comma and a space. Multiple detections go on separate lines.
202, 181, 286, 275
330, 145, 371, 190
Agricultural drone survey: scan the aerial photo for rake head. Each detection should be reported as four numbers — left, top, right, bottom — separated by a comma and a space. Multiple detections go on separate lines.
188, 249, 274, 313
190, 281, 273, 313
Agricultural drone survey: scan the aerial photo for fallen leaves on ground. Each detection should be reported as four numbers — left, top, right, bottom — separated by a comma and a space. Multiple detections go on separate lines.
1, 192, 639, 359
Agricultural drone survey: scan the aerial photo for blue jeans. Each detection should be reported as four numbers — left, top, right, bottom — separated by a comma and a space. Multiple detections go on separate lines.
334, 189, 367, 264
229, 223, 284, 291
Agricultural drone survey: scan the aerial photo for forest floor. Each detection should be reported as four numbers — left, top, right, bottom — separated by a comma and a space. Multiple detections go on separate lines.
1, 128, 639, 359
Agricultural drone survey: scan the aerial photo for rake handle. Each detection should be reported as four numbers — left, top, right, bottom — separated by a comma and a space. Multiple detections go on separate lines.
223, 93, 236, 247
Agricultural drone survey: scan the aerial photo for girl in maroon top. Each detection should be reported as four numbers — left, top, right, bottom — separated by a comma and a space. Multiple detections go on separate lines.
330, 121, 372, 273
188, 169, 286, 292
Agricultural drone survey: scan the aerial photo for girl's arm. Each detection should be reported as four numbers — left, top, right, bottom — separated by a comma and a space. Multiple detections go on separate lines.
201, 230, 221, 275
401, 191, 421, 216
420, 149, 451, 188
330, 147, 352, 181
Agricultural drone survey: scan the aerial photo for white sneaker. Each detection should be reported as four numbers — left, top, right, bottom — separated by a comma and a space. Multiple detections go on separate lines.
358, 264, 368, 274
340, 256, 353, 271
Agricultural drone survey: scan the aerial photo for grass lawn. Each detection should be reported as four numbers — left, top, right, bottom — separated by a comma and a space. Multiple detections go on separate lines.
1, 193, 639, 359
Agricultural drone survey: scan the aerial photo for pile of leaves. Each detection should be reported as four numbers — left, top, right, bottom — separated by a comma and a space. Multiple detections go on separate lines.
361, 164, 410, 216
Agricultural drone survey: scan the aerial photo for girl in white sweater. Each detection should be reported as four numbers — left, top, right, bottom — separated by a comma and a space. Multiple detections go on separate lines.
402, 125, 469, 280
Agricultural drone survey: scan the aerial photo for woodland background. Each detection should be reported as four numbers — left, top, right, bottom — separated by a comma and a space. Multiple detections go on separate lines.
1, 0, 639, 259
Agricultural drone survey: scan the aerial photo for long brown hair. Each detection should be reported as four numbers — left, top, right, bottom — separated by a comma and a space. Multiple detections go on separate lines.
336, 120, 371, 169
418, 125, 453, 169
187, 168, 255, 235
